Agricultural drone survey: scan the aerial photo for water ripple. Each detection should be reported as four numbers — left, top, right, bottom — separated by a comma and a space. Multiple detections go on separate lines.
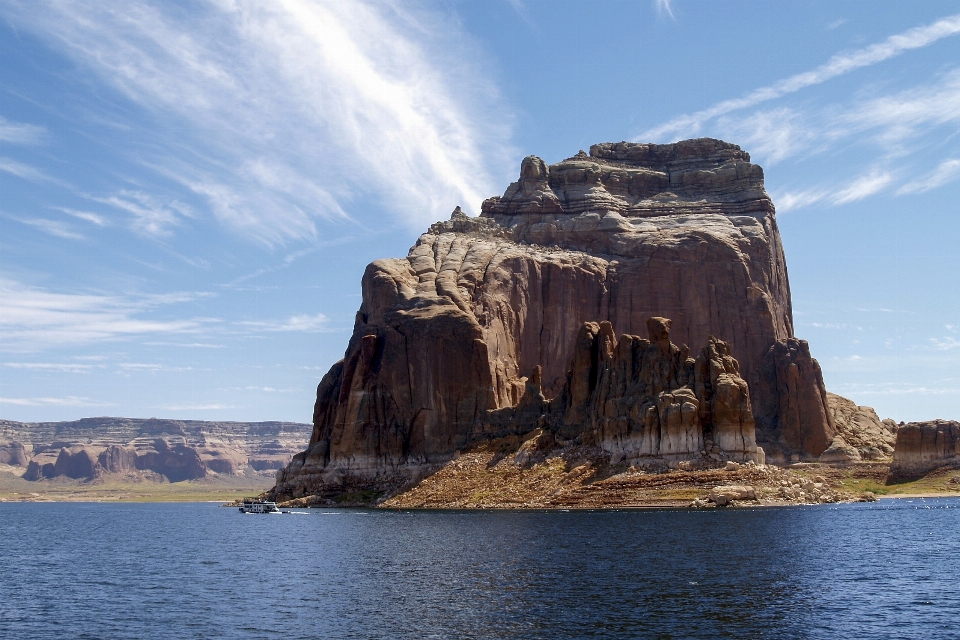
1, 500, 958, 638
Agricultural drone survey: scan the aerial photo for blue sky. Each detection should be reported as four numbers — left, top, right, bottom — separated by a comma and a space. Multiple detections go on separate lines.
1, 0, 958, 424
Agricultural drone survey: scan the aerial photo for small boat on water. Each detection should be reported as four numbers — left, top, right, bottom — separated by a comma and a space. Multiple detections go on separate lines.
238, 498, 284, 514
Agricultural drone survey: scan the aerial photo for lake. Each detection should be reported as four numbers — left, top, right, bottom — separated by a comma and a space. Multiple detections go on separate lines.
1, 499, 958, 639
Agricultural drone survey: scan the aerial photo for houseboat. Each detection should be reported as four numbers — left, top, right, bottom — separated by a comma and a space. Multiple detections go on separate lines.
238, 498, 282, 514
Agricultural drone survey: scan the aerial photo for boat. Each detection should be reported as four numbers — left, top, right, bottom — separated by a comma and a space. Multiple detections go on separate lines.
238, 497, 284, 514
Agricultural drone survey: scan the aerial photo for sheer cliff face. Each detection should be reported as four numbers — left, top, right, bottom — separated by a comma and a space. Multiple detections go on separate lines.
891, 420, 960, 477
274, 139, 834, 500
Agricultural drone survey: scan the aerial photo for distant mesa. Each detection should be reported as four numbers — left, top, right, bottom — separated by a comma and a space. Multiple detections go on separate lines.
1, 417, 309, 483
270, 138, 942, 506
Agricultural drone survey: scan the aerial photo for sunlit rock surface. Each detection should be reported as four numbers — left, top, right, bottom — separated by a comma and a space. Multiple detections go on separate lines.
273, 139, 837, 502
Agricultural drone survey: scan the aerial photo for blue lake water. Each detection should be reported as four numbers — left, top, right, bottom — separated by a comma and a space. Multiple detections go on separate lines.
1, 499, 958, 639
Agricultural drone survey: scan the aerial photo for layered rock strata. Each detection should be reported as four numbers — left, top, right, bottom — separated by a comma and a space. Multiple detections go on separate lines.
273, 139, 835, 501
890, 420, 960, 477
3, 417, 309, 482
497, 317, 760, 463
274, 316, 761, 501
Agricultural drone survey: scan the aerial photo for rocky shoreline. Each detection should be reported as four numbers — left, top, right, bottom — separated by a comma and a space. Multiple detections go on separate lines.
274, 431, 959, 510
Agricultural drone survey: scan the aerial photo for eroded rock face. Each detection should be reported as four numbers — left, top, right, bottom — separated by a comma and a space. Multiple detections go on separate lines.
753, 339, 835, 461
274, 316, 760, 501
274, 139, 832, 500
890, 420, 960, 477
134, 438, 207, 482
53, 446, 102, 479
23, 452, 58, 481
818, 436, 862, 464
824, 393, 897, 461
98, 445, 137, 473
0, 441, 28, 466
546, 318, 758, 463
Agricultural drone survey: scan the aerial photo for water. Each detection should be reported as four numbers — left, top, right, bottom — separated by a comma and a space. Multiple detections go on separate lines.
1, 500, 958, 639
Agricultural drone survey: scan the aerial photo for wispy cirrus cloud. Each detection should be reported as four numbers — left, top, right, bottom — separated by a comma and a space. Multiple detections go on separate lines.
638, 13, 960, 141
774, 168, 894, 212
0, 156, 70, 187
92, 190, 192, 238
0, 395, 110, 407
0, 116, 46, 145
5, 215, 86, 240
55, 207, 109, 227
710, 67, 960, 170
750, 67, 960, 210
654, 0, 676, 20
832, 382, 960, 397
159, 403, 235, 411
237, 313, 333, 333
0, 278, 215, 351
930, 336, 960, 350
3, 362, 105, 373
897, 159, 960, 195
1, 0, 513, 244
832, 169, 895, 205
637, 14, 960, 211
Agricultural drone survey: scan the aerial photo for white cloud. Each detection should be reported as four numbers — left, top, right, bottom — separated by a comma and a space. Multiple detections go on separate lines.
773, 168, 893, 211
159, 403, 235, 411
774, 188, 829, 213
117, 363, 194, 372
143, 342, 225, 348
831, 168, 894, 204
0, 156, 69, 186
55, 207, 109, 226
655, 0, 675, 20
0, 116, 46, 145
835, 69, 960, 147
92, 190, 191, 238
930, 337, 960, 350
897, 159, 960, 195
714, 108, 812, 165
3, 362, 105, 373
826, 19, 848, 31
7, 216, 86, 240
0, 395, 110, 407
2, 0, 513, 243
694, 65, 960, 163
638, 13, 960, 141
0, 278, 215, 351
832, 382, 959, 396
238, 313, 332, 333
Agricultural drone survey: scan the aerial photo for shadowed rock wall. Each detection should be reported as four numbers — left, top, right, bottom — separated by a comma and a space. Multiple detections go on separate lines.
273, 139, 835, 500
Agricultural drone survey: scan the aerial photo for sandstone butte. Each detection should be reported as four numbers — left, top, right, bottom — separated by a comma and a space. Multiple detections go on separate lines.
270, 138, 960, 507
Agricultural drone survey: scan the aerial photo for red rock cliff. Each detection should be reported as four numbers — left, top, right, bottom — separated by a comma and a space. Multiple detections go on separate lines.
273, 139, 834, 501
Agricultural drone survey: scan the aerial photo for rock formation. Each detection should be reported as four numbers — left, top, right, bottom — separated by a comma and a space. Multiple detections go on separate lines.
499, 317, 760, 461
53, 445, 101, 479
98, 444, 137, 473
890, 420, 960, 477
132, 438, 207, 482
273, 138, 837, 502
819, 393, 897, 463
1, 417, 309, 482
0, 440, 28, 466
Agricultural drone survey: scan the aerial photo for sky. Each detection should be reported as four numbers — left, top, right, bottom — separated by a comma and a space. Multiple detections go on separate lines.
1, 0, 958, 425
